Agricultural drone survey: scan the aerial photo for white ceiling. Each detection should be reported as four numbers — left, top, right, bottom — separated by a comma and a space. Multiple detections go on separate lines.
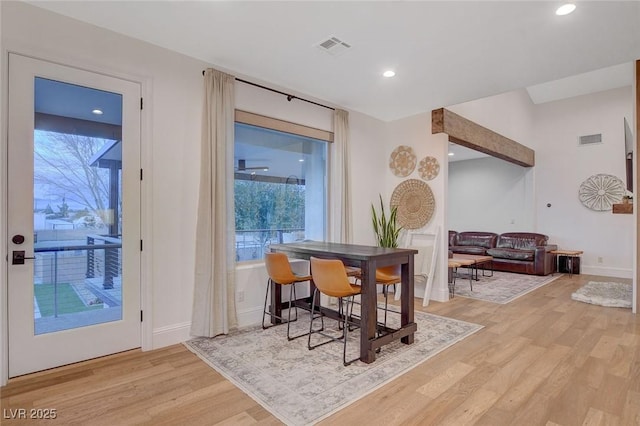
526, 62, 635, 104
28, 1, 640, 123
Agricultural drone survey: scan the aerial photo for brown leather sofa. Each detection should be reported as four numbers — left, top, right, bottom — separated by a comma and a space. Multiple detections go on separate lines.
449, 231, 557, 276
449, 231, 498, 255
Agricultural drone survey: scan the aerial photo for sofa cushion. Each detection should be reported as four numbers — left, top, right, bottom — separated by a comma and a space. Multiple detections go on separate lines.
451, 245, 488, 255
487, 247, 535, 261
496, 232, 548, 250
455, 232, 498, 249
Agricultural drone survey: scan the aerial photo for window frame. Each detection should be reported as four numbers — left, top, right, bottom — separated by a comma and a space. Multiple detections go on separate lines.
235, 110, 333, 143
233, 110, 333, 263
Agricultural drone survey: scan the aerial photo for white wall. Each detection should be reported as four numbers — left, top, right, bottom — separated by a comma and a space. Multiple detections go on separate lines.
535, 86, 633, 278
449, 157, 534, 233
236, 82, 333, 131
446, 88, 537, 233
448, 89, 536, 149
385, 113, 450, 302
347, 110, 389, 246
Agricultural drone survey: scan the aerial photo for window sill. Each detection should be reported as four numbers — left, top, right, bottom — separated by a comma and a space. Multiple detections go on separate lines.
235, 258, 308, 270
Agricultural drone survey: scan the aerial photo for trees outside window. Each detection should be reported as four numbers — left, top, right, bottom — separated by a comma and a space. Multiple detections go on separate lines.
234, 122, 327, 261
34, 130, 114, 232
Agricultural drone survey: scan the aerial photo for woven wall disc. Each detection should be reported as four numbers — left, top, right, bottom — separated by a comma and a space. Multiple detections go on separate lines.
418, 156, 440, 180
390, 179, 435, 229
389, 145, 417, 177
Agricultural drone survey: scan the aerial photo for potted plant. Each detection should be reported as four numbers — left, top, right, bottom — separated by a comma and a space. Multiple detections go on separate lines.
371, 194, 402, 248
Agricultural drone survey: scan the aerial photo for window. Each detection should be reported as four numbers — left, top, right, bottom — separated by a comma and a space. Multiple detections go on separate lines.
234, 115, 329, 262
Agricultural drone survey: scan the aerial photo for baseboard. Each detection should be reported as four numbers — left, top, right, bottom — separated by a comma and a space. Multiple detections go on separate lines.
580, 265, 632, 279
396, 281, 450, 304
152, 322, 191, 349
430, 284, 450, 303
237, 306, 263, 328
151, 308, 264, 348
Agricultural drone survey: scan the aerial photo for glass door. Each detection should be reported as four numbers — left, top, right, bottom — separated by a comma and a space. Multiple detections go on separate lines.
7, 54, 141, 377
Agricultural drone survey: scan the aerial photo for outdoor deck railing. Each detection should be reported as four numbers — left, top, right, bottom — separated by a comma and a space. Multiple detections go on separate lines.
34, 240, 122, 318
86, 235, 121, 288
235, 228, 305, 261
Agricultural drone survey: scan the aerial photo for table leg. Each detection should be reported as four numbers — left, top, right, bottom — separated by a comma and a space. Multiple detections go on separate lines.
448, 267, 456, 298
401, 258, 415, 344
482, 260, 494, 277
360, 261, 377, 364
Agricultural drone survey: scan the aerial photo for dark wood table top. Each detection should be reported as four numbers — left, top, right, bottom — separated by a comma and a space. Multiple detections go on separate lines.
269, 241, 417, 265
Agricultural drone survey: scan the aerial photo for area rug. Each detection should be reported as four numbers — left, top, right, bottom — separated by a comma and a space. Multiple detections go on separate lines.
453, 270, 561, 304
185, 308, 482, 426
571, 281, 632, 308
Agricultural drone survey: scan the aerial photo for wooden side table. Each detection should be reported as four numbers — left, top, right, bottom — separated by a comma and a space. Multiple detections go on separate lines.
550, 250, 583, 276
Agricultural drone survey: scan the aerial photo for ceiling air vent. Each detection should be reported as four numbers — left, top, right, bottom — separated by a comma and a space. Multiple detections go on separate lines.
578, 133, 602, 146
316, 36, 351, 56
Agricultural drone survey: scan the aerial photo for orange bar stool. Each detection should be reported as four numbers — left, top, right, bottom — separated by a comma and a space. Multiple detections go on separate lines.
373, 265, 401, 327
308, 257, 362, 366
263, 252, 312, 341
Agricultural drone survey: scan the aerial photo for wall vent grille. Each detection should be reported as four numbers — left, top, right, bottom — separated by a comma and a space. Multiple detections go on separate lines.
316, 36, 351, 56
579, 133, 603, 146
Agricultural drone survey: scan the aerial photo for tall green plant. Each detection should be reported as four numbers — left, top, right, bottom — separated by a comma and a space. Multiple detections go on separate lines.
371, 194, 402, 248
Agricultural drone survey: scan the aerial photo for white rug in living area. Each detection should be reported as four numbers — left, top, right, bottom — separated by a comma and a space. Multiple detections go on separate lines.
453, 270, 561, 304
571, 281, 632, 308
185, 308, 482, 426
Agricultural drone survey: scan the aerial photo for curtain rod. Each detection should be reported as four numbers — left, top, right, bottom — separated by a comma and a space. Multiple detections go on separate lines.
202, 70, 335, 111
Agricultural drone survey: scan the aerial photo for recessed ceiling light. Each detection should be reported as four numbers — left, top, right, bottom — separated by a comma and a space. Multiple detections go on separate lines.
383, 70, 396, 78
448, 152, 455, 156
556, 3, 576, 15
299, 159, 305, 162
92, 109, 103, 115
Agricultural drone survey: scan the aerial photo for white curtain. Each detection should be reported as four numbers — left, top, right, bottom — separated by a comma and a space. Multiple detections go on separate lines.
329, 108, 352, 243
191, 68, 238, 337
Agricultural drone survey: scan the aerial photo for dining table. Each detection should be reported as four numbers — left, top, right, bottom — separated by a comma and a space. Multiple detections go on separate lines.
268, 241, 418, 364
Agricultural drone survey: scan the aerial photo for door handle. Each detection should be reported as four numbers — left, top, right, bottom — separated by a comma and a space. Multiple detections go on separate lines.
12, 251, 35, 265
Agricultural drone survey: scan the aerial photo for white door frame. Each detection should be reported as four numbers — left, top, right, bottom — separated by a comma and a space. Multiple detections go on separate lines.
0, 50, 152, 385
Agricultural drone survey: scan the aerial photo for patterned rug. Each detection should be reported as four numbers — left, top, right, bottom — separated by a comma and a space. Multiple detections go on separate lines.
571, 281, 633, 308
452, 270, 560, 304
185, 308, 482, 426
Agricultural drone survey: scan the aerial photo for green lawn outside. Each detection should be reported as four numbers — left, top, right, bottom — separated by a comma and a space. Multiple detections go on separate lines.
34, 283, 103, 317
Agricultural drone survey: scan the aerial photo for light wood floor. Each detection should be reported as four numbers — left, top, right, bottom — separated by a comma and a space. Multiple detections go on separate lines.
2, 274, 639, 425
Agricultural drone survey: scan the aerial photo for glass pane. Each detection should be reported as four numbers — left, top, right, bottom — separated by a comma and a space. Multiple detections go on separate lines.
234, 123, 327, 261
33, 78, 123, 335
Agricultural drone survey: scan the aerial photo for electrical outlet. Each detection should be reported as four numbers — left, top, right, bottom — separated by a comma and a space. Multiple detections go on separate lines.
237, 291, 245, 302
597, 257, 603, 263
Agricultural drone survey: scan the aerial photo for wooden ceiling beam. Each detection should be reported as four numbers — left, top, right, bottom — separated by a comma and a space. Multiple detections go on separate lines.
432, 108, 535, 167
